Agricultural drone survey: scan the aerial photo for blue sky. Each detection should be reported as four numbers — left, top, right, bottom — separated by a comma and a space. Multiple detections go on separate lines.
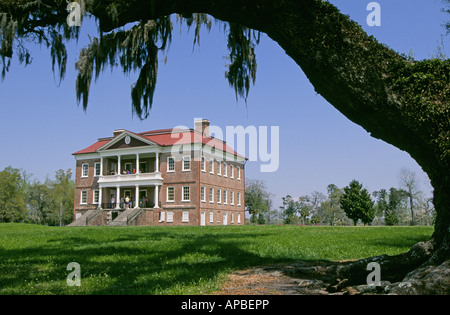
0, 0, 448, 207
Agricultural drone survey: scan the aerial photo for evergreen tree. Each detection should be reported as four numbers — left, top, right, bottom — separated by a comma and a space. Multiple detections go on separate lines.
340, 180, 375, 226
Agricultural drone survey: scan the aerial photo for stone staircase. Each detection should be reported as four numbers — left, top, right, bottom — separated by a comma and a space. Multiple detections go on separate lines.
68, 210, 102, 226
108, 208, 143, 226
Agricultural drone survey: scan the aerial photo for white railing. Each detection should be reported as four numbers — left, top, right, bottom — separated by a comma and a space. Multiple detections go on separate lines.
98, 172, 163, 185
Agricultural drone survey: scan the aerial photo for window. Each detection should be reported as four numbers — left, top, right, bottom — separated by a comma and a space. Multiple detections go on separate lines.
209, 187, 214, 203
237, 192, 241, 206
217, 161, 221, 175
201, 186, 206, 202
231, 213, 234, 223
167, 211, 174, 223
94, 162, 101, 176
238, 213, 241, 224
210, 211, 214, 223
230, 191, 234, 205
124, 162, 132, 173
209, 158, 214, 174
167, 156, 175, 172
223, 190, 227, 204
237, 166, 241, 180
201, 156, 206, 172
183, 156, 191, 171
159, 211, 165, 222
82, 164, 88, 177
217, 189, 221, 204
80, 190, 87, 204
93, 190, 100, 204
223, 162, 227, 177
182, 186, 190, 202
182, 210, 189, 223
167, 187, 175, 202
230, 164, 234, 178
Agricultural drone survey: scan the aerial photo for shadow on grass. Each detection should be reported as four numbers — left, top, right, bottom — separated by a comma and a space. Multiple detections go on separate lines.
0, 225, 433, 294
0, 228, 300, 294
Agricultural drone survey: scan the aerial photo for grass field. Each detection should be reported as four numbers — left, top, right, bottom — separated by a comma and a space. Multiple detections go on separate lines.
0, 223, 433, 294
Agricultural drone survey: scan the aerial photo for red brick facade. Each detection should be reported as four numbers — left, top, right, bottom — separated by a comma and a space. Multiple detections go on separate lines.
72, 120, 246, 226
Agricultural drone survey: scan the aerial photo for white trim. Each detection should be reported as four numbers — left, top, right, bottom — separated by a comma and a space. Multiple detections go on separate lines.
166, 186, 175, 202
217, 188, 221, 204
209, 187, 214, 203
97, 130, 158, 151
80, 190, 87, 205
201, 156, 206, 172
94, 162, 101, 177
93, 190, 100, 204
182, 210, 189, 223
81, 163, 89, 178
167, 156, 175, 172
182, 155, 191, 171
209, 158, 214, 174
182, 186, 190, 202
167, 211, 174, 223
201, 186, 206, 203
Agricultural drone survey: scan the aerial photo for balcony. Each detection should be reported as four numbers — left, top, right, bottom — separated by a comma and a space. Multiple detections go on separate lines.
98, 171, 163, 187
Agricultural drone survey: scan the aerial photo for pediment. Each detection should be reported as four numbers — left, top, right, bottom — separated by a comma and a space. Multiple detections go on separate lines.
98, 131, 156, 151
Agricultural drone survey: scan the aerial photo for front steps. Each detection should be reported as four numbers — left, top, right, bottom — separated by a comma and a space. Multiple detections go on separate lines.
108, 208, 143, 226
69, 208, 144, 226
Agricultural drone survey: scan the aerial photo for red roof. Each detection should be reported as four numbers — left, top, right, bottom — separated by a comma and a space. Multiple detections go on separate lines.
72, 129, 245, 159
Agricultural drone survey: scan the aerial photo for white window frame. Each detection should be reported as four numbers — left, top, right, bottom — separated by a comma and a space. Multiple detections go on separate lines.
201, 156, 206, 172
93, 190, 100, 204
230, 191, 234, 205
209, 158, 214, 174
81, 163, 89, 178
237, 166, 241, 180
237, 192, 241, 206
201, 186, 206, 202
182, 186, 190, 202
182, 156, 191, 171
80, 190, 87, 204
230, 164, 234, 179
217, 160, 221, 175
217, 188, 221, 204
167, 211, 174, 223
209, 187, 214, 203
238, 213, 241, 224
167, 156, 175, 172
223, 162, 227, 177
94, 162, 101, 177
223, 190, 227, 204
167, 186, 175, 202
159, 211, 165, 222
182, 210, 189, 223
231, 213, 234, 223
210, 211, 214, 223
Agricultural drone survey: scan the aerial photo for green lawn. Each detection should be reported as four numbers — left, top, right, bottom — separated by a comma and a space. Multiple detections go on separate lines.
0, 223, 433, 294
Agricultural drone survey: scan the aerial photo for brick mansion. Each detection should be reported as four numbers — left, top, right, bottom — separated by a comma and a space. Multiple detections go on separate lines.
70, 119, 246, 226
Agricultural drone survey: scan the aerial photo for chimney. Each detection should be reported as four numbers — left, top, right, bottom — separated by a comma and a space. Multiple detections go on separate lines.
113, 129, 125, 137
194, 119, 210, 137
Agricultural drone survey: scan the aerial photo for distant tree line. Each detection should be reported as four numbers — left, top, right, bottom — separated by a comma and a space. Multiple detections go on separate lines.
0, 166, 74, 225
245, 169, 435, 226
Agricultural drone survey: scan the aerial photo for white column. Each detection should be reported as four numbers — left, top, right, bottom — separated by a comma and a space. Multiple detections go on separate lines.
136, 153, 140, 174
98, 187, 103, 210
100, 156, 103, 176
117, 155, 121, 175
135, 185, 139, 208
154, 185, 159, 208
115, 186, 120, 209
155, 152, 159, 172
